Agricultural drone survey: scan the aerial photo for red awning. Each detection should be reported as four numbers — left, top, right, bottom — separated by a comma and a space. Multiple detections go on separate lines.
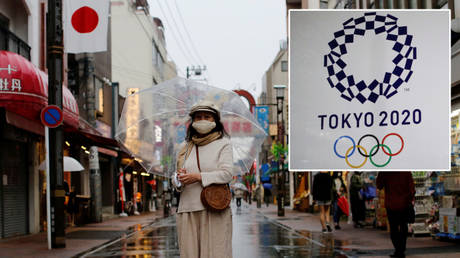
0, 51, 79, 128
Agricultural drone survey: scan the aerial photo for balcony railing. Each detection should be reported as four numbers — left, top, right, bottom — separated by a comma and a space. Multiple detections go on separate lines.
0, 26, 31, 61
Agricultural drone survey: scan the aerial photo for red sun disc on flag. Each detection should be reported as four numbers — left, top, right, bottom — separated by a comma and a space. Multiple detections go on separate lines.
71, 6, 99, 33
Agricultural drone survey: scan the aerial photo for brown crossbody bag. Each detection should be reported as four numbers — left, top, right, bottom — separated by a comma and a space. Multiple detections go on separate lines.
196, 146, 231, 212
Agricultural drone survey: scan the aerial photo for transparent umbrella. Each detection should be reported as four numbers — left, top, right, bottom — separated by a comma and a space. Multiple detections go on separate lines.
231, 182, 248, 191
115, 77, 267, 177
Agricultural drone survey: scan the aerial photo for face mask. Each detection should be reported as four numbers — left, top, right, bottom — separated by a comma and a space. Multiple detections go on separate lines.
192, 120, 216, 134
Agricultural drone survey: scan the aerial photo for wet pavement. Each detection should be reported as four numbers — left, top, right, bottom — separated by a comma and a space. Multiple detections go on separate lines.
77, 203, 348, 258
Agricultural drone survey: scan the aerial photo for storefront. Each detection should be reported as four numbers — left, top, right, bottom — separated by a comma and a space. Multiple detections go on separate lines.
0, 51, 79, 238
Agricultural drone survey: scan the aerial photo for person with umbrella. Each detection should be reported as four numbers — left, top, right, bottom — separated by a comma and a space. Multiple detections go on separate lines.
332, 172, 347, 230
173, 101, 233, 258
234, 187, 245, 208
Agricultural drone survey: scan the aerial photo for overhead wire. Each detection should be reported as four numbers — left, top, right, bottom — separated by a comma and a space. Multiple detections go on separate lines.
130, 9, 184, 77
154, 0, 197, 65
173, 0, 206, 65
163, 0, 200, 65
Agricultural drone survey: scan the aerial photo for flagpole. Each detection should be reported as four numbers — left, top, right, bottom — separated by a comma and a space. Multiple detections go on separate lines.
47, 0, 66, 248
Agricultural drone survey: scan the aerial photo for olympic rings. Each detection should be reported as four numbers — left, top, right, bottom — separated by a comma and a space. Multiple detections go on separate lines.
345, 145, 368, 169
358, 134, 380, 157
382, 133, 404, 156
369, 144, 392, 167
334, 135, 355, 159
333, 133, 404, 168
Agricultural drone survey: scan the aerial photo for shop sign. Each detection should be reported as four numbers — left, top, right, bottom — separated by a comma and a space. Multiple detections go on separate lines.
155, 125, 162, 142
290, 10, 450, 170
0, 65, 22, 92
89, 146, 100, 170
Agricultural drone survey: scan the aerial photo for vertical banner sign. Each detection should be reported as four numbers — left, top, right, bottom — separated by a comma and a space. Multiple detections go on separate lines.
289, 10, 450, 170
255, 106, 270, 135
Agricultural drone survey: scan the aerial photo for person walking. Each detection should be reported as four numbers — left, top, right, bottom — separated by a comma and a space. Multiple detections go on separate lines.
332, 172, 346, 230
377, 172, 415, 258
312, 171, 333, 233
172, 100, 233, 258
264, 187, 272, 207
350, 172, 366, 228
234, 188, 244, 207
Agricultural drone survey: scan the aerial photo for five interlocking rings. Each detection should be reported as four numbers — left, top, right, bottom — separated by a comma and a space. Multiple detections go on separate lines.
333, 133, 404, 168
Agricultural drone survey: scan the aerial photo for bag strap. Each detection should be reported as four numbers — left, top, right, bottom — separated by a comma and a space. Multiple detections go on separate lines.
195, 145, 201, 172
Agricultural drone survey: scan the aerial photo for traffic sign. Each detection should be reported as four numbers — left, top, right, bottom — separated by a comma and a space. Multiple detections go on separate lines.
41, 105, 64, 128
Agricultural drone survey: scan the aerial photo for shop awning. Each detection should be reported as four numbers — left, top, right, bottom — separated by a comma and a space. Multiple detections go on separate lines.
0, 51, 79, 128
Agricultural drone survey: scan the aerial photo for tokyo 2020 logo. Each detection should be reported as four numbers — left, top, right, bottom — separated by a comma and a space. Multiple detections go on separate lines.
324, 12, 417, 104
333, 133, 404, 168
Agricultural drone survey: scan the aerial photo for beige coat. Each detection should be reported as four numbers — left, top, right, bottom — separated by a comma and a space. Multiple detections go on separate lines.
173, 137, 233, 213
174, 137, 234, 258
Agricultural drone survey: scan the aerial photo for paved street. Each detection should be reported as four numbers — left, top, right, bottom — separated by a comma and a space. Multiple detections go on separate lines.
78, 203, 347, 258
1, 201, 460, 257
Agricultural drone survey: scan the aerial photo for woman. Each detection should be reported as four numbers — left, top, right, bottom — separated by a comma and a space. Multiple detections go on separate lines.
332, 172, 346, 230
173, 100, 233, 258
312, 171, 333, 233
350, 172, 366, 228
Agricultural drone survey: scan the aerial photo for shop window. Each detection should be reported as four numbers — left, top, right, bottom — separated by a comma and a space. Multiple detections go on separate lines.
0, 13, 30, 60
68, 55, 79, 96
0, 13, 9, 52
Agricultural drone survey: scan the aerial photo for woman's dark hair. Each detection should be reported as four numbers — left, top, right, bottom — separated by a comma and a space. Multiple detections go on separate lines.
186, 111, 229, 141
332, 172, 342, 179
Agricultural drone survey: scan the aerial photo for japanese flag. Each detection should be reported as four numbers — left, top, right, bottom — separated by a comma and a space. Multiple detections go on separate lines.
64, 0, 109, 53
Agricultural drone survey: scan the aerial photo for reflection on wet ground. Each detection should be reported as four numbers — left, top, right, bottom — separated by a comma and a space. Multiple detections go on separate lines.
80, 204, 348, 258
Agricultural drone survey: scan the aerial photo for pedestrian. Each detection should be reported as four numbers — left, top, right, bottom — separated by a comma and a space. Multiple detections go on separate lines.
312, 171, 333, 233
377, 172, 415, 258
350, 172, 366, 228
234, 188, 244, 207
332, 172, 346, 230
172, 100, 233, 258
264, 187, 272, 207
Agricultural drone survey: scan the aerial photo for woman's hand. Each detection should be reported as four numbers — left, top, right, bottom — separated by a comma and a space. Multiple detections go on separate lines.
178, 173, 202, 186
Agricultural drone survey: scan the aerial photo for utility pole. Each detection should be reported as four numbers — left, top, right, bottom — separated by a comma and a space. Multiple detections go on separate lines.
274, 85, 286, 217
186, 65, 206, 79
47, 0, 65, 248
111, 82, 119, 215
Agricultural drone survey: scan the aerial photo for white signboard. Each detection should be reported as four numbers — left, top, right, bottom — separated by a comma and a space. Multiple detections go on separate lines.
89, 146, 100, 170
289, 10, 450, 171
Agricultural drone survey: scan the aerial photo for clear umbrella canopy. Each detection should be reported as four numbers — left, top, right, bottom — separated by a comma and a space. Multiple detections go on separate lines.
116, 77, 267, 177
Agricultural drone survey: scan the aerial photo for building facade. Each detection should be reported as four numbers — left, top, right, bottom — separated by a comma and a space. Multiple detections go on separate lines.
259, 40, 289, 206
0, 0, 177, 240
0, 0, 81, 238
111, 0, 175, 97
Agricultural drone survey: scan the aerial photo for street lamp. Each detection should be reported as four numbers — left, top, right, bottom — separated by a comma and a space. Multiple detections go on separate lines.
273, 84, 286, 217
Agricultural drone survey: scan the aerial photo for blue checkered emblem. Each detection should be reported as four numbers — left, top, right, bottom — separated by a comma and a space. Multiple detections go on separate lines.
324, 12, 417, 104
